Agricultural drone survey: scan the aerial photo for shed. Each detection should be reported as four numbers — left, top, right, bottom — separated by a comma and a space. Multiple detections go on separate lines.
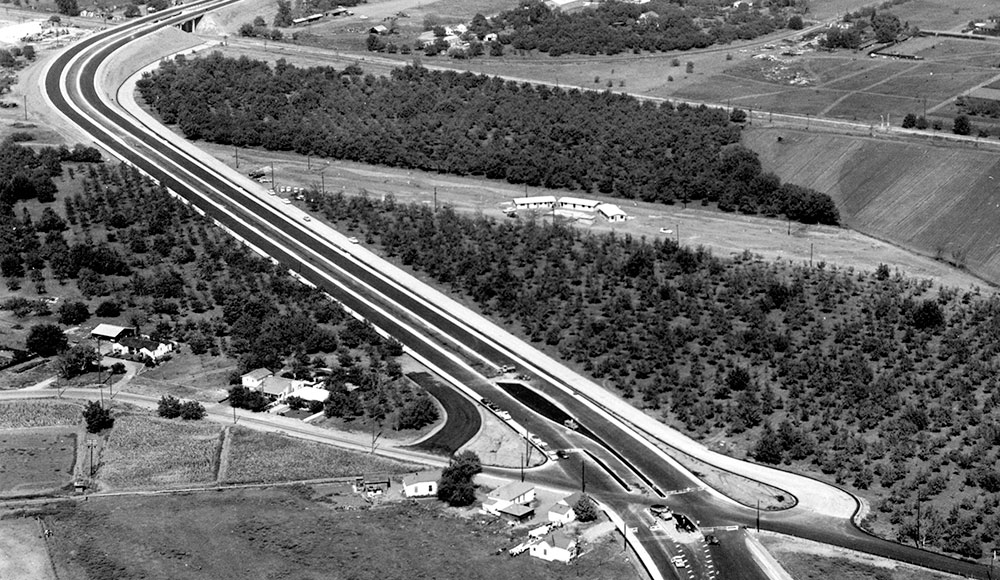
90, 323, 134, 342
557, 197, 600, 211
596, 203, 627, 222
499, 503, 535, 522
369, 24, 389, 35
513, 195, 557, 210
402, 469, 442, 498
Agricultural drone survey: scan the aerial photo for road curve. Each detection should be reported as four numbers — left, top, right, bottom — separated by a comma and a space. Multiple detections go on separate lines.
39, 6, 991, 579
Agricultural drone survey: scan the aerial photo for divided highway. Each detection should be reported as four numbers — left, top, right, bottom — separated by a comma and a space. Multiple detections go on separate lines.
40, 5, 990, 580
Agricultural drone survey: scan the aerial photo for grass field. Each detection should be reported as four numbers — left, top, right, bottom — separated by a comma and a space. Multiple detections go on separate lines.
223, 426, 422, 484
99, 415, 222, 489
743, 126, 1000, 282
759, 532, 957, 580
0, 519, 56, 580
36, 488, 638, 580
0, 401, 82, 428
0, 429, 76, 495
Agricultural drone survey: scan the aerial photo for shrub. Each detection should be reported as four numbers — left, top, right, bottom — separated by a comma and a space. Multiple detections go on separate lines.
83, 400, 113, 433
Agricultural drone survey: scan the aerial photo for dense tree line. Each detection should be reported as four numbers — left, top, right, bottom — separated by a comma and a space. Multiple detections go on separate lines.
137, 56, 838, 225
476, 0, 786, 56
307, 191, 1000, 560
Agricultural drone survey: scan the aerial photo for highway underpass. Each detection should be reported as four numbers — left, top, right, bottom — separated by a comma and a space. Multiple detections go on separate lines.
39, 5, 992, 579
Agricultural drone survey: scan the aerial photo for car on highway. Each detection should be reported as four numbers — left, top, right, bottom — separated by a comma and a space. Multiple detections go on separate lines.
671, 556, 687, 568
303, 216, 311, 221
282, 198, 291, 204
649, 523, 662, 532
347, 236, 360, 244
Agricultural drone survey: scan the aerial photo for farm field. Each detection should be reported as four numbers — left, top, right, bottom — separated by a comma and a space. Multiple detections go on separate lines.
98, 415, 222, 489
0, 400, 82, 428
222, 426, 421, 484
0, 428, 77, 496
744, 126, 1000, 283
35, 488, 639, 580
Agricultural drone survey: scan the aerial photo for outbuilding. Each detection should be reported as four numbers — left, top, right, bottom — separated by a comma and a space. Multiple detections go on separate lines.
90, 323, 134, 342
529, 531, 577, 563
402, 470, 442, 498
483, 481, 535, 515
596, 203, 627, 222
513, 195, 557, 210
557, 197, 600, 211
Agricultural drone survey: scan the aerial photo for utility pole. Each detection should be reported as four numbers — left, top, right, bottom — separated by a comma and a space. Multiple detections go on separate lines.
433, 187, 438, 212
271, 162, 275, 192
916, 499, 921, 548
520, 451, 524, 482
232, 404, 237, 424
234, 146, 239, 168
756, 499, 760, 533
810, 243, 814, 267
581, 461, 586, 493
86, 439, 97, 477
23, 94, 27, 121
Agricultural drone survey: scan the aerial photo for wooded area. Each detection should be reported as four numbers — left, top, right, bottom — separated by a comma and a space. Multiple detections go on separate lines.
308, 191, 999, 559
137, 56, 838, 225
481, 0, 785, 56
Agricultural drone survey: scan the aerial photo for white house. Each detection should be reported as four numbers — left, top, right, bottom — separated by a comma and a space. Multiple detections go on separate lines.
548, 492, 581, 524
259, 376, 314, 401
242, 368, 272, 390
596, 203, 627, 222
513, 195, 557, 210
557, 197, 601, 211
402, 470, 442, 498
529, 531, 577, 563
91, 323, 134, 342
483, 481, 535, 515
112, 336, 174, 361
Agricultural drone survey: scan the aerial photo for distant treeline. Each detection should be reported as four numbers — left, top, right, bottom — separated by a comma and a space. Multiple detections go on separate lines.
482, 0, 785, 56
137, 55, 839, 225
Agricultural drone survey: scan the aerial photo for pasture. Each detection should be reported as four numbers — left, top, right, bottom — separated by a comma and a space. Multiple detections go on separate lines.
223, 426, 420, 484
0, 428, 77, 496
0, 519, 56, 580
39, 489, 638, 580
0, 400, 82, 428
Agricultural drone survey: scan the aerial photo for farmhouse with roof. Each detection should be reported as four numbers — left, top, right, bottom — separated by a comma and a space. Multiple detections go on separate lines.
529, 531, 578, 563
548, 492, 581, 525
483, 481, 535, 516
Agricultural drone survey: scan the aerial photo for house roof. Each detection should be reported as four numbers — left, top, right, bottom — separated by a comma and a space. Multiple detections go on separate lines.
549, 503, 573, 515
597, 203, 627, 217
543, 531, 576, 550
119, 336, 162, 351
560, 492, 583, 506
490, 481, 534, 502
558, 197, 600, 208
403, 469, 442, 487
243, 368, 272, 381
261, 376, 298, 395
513, 195, 557, 205
91, 323, 132, 340
499, 504, 534, 517
291, 386, 329, 402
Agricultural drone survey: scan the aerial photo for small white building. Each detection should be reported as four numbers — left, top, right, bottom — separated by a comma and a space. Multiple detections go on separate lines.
513, 195, 557, 210
112, 336, 174, 361
548, 492, 581, 524
91, 323, 134, 342
290, 385, 330, 403
557, 197, 601, 211
596, 203, 627, 222
529, 531, 577, 563
483, 481, 535, 515
259, 376, 313, 401
242, 368, 272, 390
402, 470, 442, 498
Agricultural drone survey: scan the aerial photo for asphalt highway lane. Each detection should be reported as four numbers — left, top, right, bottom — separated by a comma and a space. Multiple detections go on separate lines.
46, 9, 990, 580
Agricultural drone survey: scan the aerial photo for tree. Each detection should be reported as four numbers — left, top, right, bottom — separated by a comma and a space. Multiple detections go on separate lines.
95, 300, 121, 317
83, 400, 113, 433
228, 385, 268, 412
787, 15, 803, 30
395, 395, 439, 430
901, 113, 917, 128
180, 400, 207, 420
57, 344, 98, 378
55, 0, 79, 16
26, 323, 68, 356
273, 0, 293, 27
574, 494, 599, 522
915, 116, 929, 129
871, 12, 901, 44
953, 114, 971, 136
124, 4, 141, 17
57, 301, 90, 325
437, 450, 482, 506
730, 108, 747, 123
752, 424, 783, 464
158, 395, 183, 418
22, 45, 35, 61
